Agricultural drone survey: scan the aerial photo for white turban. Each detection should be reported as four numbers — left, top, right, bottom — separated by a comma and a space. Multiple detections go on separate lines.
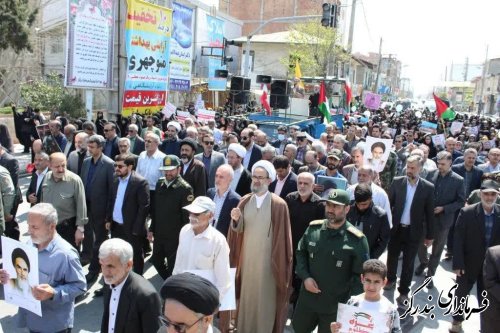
168, 121, 181, 132
252, 160, 276, 182
228, 143, 246, 159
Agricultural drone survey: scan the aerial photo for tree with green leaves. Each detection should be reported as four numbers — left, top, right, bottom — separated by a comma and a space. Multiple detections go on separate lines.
0, 0, 38, 53
21, 72, 85, 118
283, 21, 348, 78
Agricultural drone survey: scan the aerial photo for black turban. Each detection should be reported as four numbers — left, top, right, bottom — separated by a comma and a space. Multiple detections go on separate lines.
160, 273, 220, 315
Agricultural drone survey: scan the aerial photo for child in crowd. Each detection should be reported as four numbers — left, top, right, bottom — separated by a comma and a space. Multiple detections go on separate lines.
330, 259, 401, 333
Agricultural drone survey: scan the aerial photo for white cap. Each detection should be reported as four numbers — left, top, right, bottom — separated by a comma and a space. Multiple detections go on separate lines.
228, 143, 246, 158
252, 160, 276, 182
183, 196, 216, 214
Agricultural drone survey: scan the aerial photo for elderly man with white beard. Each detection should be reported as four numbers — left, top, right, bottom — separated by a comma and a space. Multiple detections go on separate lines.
173, 196, 231, 299
226, 160, 293, 333
285, 172, 325, 305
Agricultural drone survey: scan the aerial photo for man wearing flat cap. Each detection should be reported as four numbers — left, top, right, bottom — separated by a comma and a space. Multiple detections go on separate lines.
149, 155, 194, 280
451, 179, 500, 332
227, 160, 293, 333
160, 272, 221, 333
173, 196, 231, 299
180, 138, 207, 198
292, 189, 369, 333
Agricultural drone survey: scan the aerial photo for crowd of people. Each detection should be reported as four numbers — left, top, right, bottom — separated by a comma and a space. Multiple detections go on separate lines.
0, 103, 500, 333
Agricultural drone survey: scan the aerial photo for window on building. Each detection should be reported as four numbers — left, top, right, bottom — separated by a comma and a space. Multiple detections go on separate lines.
50, 40, 63, 54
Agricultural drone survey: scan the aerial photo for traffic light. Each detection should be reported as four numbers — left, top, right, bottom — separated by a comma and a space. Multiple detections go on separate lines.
222, 38, 235, 66
321, 3, 331, 27
321, 3, 338, 28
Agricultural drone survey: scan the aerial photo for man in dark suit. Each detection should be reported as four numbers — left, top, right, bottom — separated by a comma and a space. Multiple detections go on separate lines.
347, 183, 390, 259
240, 128, 262, 171
416, 151, 464, 288
103, 122, 120, 159
384, 155, 435, 306
482, 245, 500, 333
207, 164, 241, 237
226, 143, 252, 197
448, 147, 483, 260
195, 133, 226, 188
180, 138, 207, 198
26, 152, 49, 206
99, 238, 161, 333
108, 154, 150, 274
269, 155, 298, 199
127, 124, 145, 155
283, 143, 304, 174
81, 135, 115, 284
451, 181, 500, 332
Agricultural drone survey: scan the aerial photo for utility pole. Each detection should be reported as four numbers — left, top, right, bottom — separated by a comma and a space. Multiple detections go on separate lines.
347, 0, 356, 54
463, 57, 469, 81
345, 0, 356, 81
373, 37, 382, 93
479, 45, 489, 115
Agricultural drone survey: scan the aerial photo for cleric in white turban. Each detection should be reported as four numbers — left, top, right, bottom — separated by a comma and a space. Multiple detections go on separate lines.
251, 160, 276, 182
228, 143, 246, 158
225, 152, 293, 333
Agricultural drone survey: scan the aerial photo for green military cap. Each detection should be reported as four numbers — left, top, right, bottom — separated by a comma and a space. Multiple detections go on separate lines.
324, 189, 350, 206
327, 148, 342, 161
159, 155, 181, 171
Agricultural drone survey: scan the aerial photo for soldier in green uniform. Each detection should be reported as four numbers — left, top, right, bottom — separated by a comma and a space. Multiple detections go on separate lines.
292, 189, 370, 333
148, 155, 194, 280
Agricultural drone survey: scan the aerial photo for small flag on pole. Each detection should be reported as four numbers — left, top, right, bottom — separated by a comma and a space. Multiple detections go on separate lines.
319, 81, 331, 123
295, 59, 304, 89
261, 84, 271, 116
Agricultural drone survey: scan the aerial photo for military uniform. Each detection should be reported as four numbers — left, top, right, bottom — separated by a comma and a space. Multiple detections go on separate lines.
292, 189, 370, 333
0, 165, 16, 235
150, 155, 194, 279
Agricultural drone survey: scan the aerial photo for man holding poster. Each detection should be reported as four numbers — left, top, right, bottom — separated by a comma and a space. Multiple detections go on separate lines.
0, 203, 86, 332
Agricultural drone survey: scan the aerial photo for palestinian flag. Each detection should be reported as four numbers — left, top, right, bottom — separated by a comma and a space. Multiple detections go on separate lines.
319, 81, 331, 123
433, 93, 456, 120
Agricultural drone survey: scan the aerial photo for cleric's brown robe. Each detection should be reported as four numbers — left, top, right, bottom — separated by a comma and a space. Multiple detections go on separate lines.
223, 192, 293, 333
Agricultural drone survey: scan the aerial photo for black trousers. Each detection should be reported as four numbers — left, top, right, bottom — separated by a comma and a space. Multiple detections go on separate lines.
386, 225, 420, 295
56, 217, 77, 249
111, 222, 144, 275
86, 201, 109, 274
151, 238, 177, 280
452, 273, 485, 322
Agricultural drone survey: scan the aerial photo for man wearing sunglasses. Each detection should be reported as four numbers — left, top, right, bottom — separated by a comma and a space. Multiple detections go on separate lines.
239, 128, 262, 171
159, 272, 221, 333
195, 133, 226, 188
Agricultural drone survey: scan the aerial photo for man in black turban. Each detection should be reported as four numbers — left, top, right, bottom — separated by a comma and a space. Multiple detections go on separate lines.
159, 272, 221, 333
